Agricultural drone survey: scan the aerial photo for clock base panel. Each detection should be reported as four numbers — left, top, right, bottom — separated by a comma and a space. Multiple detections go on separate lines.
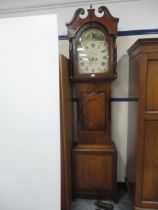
72, 143, 117, 199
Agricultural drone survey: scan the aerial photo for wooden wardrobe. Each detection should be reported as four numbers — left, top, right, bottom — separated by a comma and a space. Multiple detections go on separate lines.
60, 54, 72, 210
126, 38, 158, 210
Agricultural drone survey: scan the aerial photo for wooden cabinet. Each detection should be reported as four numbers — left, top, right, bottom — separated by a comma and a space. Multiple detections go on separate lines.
60, 55, 72, 210
126, 38, 158, 210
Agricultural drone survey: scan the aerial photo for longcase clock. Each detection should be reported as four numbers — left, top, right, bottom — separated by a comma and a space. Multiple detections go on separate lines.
66, 6, 119, 198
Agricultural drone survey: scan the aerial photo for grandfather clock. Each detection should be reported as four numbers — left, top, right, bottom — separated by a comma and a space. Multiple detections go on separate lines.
66, 6, 119, 198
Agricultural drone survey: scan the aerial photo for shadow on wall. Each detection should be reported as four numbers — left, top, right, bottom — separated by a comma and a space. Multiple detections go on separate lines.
111, 54, 129, 182
112, 54, 129, 98
111, 99, 129, 182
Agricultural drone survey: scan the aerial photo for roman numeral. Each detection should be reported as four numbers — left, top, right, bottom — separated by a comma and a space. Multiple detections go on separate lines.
85, 45, 88, 49
103, 56, 107, 59
85, 66, 88, 71
101, 62, 106, 66
80, 62, 84, 67
91, 43, 95, 48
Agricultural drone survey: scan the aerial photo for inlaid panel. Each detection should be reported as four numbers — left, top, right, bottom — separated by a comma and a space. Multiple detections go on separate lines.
82, 90, 107, 131
142, 120, 158, 202
146, 59, 158, 111
77, 83, 110, 144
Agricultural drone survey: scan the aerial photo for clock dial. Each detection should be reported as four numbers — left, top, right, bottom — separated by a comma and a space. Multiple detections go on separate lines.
77, 28, 109, 74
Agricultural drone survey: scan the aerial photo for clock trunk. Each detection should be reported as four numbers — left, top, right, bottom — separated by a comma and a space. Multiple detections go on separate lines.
76, 83, 111, 145
72, 82, 117, 198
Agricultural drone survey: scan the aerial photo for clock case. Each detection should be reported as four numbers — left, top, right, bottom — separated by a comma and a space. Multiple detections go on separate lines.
66, 6, 119, 82
66, 6, 119, 198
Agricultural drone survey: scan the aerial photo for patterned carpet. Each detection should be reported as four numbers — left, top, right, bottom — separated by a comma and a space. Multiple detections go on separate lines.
71, 189, 132, 210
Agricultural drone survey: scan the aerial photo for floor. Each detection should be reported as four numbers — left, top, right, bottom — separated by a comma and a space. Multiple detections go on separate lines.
71, 187, 132, 210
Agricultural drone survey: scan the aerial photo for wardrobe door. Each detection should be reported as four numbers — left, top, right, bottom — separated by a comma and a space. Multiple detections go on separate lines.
60, 54, 72, 210
139, 53, 158, 208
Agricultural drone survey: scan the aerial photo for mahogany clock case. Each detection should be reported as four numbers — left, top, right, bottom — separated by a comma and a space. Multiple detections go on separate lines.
66, 6, 119, 199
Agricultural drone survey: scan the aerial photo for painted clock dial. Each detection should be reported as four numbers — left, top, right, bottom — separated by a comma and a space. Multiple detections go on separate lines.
77, 28, 109, 74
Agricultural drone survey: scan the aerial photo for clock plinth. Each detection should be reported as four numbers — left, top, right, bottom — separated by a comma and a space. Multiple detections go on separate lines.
66, 6, 119, 198
72, 143, 117, 198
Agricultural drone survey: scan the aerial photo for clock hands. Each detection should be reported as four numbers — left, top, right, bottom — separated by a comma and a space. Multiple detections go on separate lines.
78, 36, 108, 73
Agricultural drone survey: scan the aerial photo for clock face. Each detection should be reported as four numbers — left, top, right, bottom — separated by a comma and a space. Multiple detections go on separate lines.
77, 28, 109, 74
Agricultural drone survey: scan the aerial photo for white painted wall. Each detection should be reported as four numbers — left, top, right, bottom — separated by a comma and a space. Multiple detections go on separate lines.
0, 14, 60, 210
0, 0, 158, 34
57, 0, 158, 35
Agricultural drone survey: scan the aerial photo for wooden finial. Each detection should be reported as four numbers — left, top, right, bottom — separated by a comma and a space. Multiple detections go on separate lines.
90, 4, 92, 9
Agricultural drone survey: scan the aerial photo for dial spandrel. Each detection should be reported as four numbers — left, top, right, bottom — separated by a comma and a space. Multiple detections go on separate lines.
77, 28, 109, 74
